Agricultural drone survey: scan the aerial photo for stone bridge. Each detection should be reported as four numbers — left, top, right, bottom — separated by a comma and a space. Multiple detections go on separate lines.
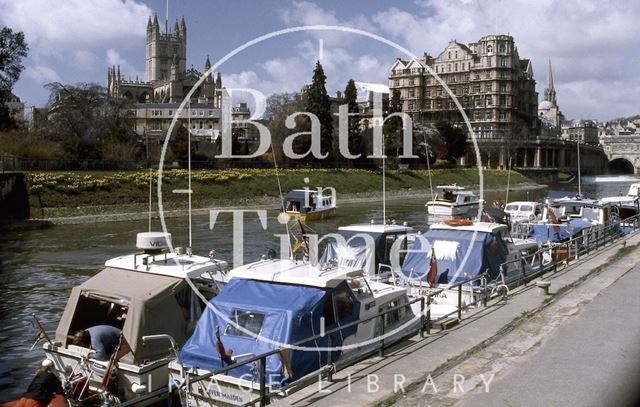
601, 134, 640, 174
460, 136, 608, 181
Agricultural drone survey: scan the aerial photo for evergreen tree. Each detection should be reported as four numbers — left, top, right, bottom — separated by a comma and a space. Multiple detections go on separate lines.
384, 89, 403, 161
306, 61, 333, 160
435, 121, 468, 163
343, 79, 362, 161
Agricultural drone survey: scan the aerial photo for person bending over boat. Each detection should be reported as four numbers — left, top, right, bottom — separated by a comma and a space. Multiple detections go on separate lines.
71, 325, 121, 361
2, 360, 66, 407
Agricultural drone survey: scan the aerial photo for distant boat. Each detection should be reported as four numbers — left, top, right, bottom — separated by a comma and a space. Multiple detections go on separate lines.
504, 201, 542, 223
425, 184, 481, 217
282, 189, 336, 222
600, 182, 640, 220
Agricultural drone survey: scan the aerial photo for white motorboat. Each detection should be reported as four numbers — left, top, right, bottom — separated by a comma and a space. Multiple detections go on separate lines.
282, 189, 336, 222
168, 255, 418, 406
399, 220, 545, 318
425, 185, 481, 217
600, 182, 640, 221
39, 232, 228, 405
504, 201, 542, 223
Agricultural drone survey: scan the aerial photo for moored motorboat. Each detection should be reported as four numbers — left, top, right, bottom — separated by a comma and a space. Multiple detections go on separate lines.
398, 220, 545, 318
425, 185, 481, 217
282, 189, 336, 222
168, 256, 419, 406
39, 232, 228, 405
600, 183, 640, 230
512, 197, 620, 262
504, 201, 542, 223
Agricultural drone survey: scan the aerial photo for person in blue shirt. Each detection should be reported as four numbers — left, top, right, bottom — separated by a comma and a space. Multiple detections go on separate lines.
71, 325, 121, 360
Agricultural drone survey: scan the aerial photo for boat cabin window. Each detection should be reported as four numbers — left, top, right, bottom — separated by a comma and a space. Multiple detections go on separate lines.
334, 286, 354, 322
505, 204, 518, 211
520, 205, 532, 212
68, 295, 128, 337
582, 207, 599, 221
286, 200, 301, 212
379, 300, 409, 328
323, 286, 354, 326
225, 309, 265, 338
384, 233, 408, 266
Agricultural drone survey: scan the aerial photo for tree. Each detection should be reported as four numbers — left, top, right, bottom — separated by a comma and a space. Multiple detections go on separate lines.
0, 27, 28, 130
38, 82, 135, 159
435, 121, 467, 163
306, 61, 333, 160
265, 91, 307, 164
414, 122, 446, 165
343, 79, 362, 162
170, 124, 193, 162
383, 89, 403, 166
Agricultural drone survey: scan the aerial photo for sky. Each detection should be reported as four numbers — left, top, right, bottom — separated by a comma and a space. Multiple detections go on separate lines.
1, 0, 639, 121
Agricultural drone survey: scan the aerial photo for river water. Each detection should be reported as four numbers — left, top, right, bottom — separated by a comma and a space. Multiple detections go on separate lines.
0, 175, 637, 400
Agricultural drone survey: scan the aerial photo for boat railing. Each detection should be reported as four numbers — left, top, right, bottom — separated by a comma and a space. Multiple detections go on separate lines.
116, 215, 640, 407
116, 292, 432, 407
508, 213, 640, 278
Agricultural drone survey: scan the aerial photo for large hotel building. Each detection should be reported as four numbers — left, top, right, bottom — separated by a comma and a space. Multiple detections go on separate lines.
389, 34, 539, 145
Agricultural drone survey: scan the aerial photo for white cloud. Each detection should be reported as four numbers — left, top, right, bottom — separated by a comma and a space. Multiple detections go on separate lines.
23, 65, 61, 83
105, 49, 145, 81
0, 0, 152, 52
370, 0, 640, 119
279, 1, 374, 47
72, 50, 98, 71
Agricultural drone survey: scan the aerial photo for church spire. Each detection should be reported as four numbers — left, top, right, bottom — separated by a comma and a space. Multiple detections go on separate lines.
544, 58, 557, 106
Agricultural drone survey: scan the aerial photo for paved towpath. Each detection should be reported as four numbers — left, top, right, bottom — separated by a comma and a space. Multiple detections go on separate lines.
276, 231, 640, 407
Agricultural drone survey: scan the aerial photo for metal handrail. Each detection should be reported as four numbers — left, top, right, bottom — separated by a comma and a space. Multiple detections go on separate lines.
117, 214, 640, 407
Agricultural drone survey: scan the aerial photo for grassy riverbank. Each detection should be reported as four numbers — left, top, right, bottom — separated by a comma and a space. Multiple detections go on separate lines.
26, 168, 536, 219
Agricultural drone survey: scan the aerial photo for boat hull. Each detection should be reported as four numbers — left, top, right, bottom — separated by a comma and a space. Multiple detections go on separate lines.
43, 343, 171, 406
284, 207, 336, 222
426, 202, 480, 217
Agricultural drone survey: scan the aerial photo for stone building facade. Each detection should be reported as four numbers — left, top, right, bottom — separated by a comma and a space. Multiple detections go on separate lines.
107, 15, 242, 142
5, 93, 24, 126
561, 119, 599, 145
538, 59, 563, 134
388, 34, 539, 142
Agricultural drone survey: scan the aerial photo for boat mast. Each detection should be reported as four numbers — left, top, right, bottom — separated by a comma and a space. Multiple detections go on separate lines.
148, 168, 152, 232
383, 152, 386, 224
505, 156, 512, 203
188, 100, 192, 248
577, 140, 581, 197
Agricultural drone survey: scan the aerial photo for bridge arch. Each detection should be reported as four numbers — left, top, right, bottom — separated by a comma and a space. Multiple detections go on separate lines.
607, 156, 636, 174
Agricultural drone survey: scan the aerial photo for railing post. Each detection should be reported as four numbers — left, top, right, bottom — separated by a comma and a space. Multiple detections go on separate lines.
327, 336, 333, 382
427, 294, 432, 335
259, 355, 267, 407
457, 284, 462, 321
378, 315, 385, 357
420, 297, 426, 338
482, 276, 488, 307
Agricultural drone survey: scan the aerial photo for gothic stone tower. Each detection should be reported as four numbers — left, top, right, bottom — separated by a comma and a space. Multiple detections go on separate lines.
146, 15, 187, 83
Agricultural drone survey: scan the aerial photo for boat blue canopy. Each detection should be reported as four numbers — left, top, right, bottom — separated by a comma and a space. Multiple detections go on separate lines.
401, 228, 508, 284
180, 278, 360, 387
525, 219, 593, 243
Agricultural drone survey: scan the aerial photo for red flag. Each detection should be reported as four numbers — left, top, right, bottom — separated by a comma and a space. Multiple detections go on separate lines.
547, 206, 561, 235
427, 247, 437, 288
